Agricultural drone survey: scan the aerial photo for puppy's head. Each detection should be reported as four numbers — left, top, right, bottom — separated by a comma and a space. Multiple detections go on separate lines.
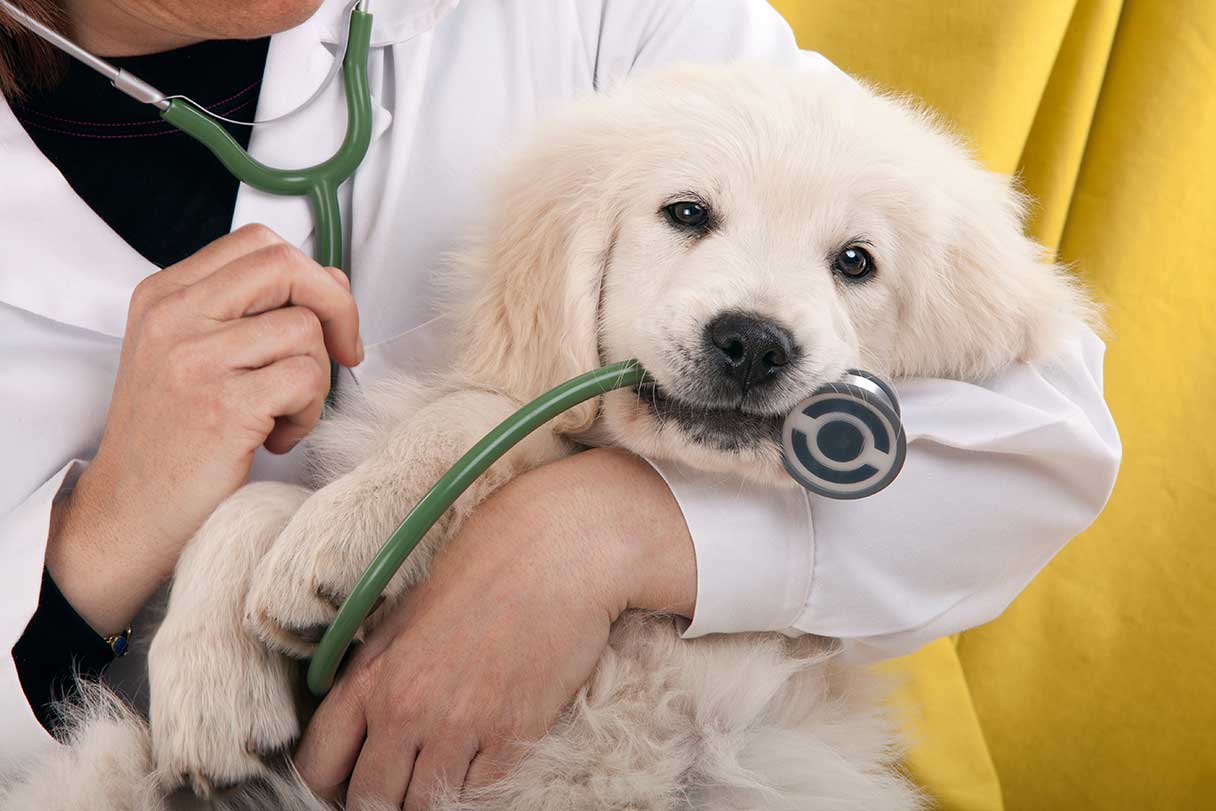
458, 63, 1095, 484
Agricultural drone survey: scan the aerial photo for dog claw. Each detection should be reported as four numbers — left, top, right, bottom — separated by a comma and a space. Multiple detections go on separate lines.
246, 608, 326, 658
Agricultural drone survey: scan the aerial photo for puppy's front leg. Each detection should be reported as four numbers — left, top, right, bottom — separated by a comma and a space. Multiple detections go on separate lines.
148, 481, 311, 797
246, 387, 568, 657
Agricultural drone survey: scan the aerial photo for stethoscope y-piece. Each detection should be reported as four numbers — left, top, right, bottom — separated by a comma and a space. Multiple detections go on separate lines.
0, 0, 375, 272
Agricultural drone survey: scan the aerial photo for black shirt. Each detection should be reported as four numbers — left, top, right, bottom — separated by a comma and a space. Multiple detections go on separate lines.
7, 36, 270, 731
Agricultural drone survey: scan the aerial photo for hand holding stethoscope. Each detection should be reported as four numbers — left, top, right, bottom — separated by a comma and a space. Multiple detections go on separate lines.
41, 227, 362, 640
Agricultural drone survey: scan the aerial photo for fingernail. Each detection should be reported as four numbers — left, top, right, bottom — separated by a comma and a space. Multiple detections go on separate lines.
356, 334, 365, 365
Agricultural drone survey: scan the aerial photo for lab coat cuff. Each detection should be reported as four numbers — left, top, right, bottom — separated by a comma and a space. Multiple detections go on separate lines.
0, 458, 87, 763
644, 458, 814, 638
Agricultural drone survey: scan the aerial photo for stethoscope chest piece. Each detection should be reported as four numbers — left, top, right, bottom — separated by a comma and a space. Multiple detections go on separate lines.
782, 370, 906, 500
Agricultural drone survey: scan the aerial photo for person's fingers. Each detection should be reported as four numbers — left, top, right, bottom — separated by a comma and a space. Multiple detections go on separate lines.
179, 243, 362, 367
133, 224, 285, 307
295, 676, 372, 796
215, 306, 330, 375
173, 223, 288, 280
263, 395, 327, 454
235, 355, 328, 452
229, 310, 329, 454
404, 742, 476, 811
462, 746, 515, 795
347, 735, 419, 811
323, 264, 352, 291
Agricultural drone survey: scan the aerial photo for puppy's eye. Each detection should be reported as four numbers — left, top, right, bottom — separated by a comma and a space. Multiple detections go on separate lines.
664, 201, 712, 231
833, 245, 875, 281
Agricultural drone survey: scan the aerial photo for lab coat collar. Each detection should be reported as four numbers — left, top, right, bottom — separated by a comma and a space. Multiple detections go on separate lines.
0, 100, 153, 339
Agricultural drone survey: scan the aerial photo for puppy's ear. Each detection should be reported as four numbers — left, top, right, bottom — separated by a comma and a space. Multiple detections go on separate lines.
455, 116, 617, 434
892, 147, 1099, 380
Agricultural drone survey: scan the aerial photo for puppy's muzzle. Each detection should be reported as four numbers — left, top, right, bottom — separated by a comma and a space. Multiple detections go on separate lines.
705, 311, 798, 394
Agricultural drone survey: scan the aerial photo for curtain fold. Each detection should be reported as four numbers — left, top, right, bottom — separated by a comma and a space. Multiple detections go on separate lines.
771, 2, 1216, 807
1018, 0, 1123, 250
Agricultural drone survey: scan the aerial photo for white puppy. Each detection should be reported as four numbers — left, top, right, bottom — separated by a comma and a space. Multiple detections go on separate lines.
1, 63, 1093, 811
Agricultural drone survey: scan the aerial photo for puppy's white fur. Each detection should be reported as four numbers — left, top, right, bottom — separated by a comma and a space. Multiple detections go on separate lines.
1, 63, 1094, 810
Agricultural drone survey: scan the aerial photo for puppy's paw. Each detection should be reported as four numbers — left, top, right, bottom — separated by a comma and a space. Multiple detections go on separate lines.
148, 615, 300, 797
245, 473, 423, 658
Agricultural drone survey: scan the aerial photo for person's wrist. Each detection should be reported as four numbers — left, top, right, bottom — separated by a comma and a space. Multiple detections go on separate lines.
517, 448, 697, 622
608, 454, 697, 620
477, 457, 632, 625
44, 455, 176, 633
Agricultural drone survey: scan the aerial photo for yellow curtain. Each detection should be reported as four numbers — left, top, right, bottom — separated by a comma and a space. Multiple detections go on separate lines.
770, 2, 1216, 808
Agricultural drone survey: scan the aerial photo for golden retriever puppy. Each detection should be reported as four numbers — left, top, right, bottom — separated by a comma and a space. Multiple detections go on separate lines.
0, 62, 1092, 811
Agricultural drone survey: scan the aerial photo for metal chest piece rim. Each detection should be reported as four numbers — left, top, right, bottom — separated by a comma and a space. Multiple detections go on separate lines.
781, 370, 907, 500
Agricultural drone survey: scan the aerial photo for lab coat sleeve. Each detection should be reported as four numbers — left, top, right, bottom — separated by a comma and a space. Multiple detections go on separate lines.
0, 460, 85, 763
589, 0, 1122, 658
651, 332, 1120, 660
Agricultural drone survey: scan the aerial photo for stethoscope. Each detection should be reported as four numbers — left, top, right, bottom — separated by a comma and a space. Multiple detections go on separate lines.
1, 0, 908, 694
0, 0, 375, 272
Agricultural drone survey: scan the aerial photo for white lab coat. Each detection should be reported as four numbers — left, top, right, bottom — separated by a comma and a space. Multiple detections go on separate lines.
0, 0, 1121, 767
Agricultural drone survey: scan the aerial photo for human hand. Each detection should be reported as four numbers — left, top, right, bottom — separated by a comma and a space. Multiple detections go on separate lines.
293, 449, 696, 811
47, 224, 362, 633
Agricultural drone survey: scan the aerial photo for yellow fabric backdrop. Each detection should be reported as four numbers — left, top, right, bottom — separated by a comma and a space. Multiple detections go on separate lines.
769, 1, 1216, 808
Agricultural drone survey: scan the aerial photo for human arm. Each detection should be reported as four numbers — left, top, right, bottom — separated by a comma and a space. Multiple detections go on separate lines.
0, 225, 361, 749
294, 448, 695, 810
658, 331, 1120, 658
295, 332, 1119, 808
41, 224, 362, 635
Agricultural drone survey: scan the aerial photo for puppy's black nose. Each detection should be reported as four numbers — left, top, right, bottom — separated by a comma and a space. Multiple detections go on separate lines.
706, 312, 796, 392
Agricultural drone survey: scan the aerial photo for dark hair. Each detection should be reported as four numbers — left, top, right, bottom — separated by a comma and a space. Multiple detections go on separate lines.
0, 0, 66, 99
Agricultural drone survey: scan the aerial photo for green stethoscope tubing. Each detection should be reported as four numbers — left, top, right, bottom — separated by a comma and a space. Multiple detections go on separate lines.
306, 360, 650, 696
160, 9, 375, 273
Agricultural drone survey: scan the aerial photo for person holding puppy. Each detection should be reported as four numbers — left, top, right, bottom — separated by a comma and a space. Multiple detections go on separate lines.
0, 0, 1120, 808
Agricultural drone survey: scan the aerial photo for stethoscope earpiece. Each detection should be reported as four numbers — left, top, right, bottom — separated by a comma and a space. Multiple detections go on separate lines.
782, 370, 906, 500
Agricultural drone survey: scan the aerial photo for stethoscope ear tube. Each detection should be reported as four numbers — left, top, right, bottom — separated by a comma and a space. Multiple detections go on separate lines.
781, 370, 906, 500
